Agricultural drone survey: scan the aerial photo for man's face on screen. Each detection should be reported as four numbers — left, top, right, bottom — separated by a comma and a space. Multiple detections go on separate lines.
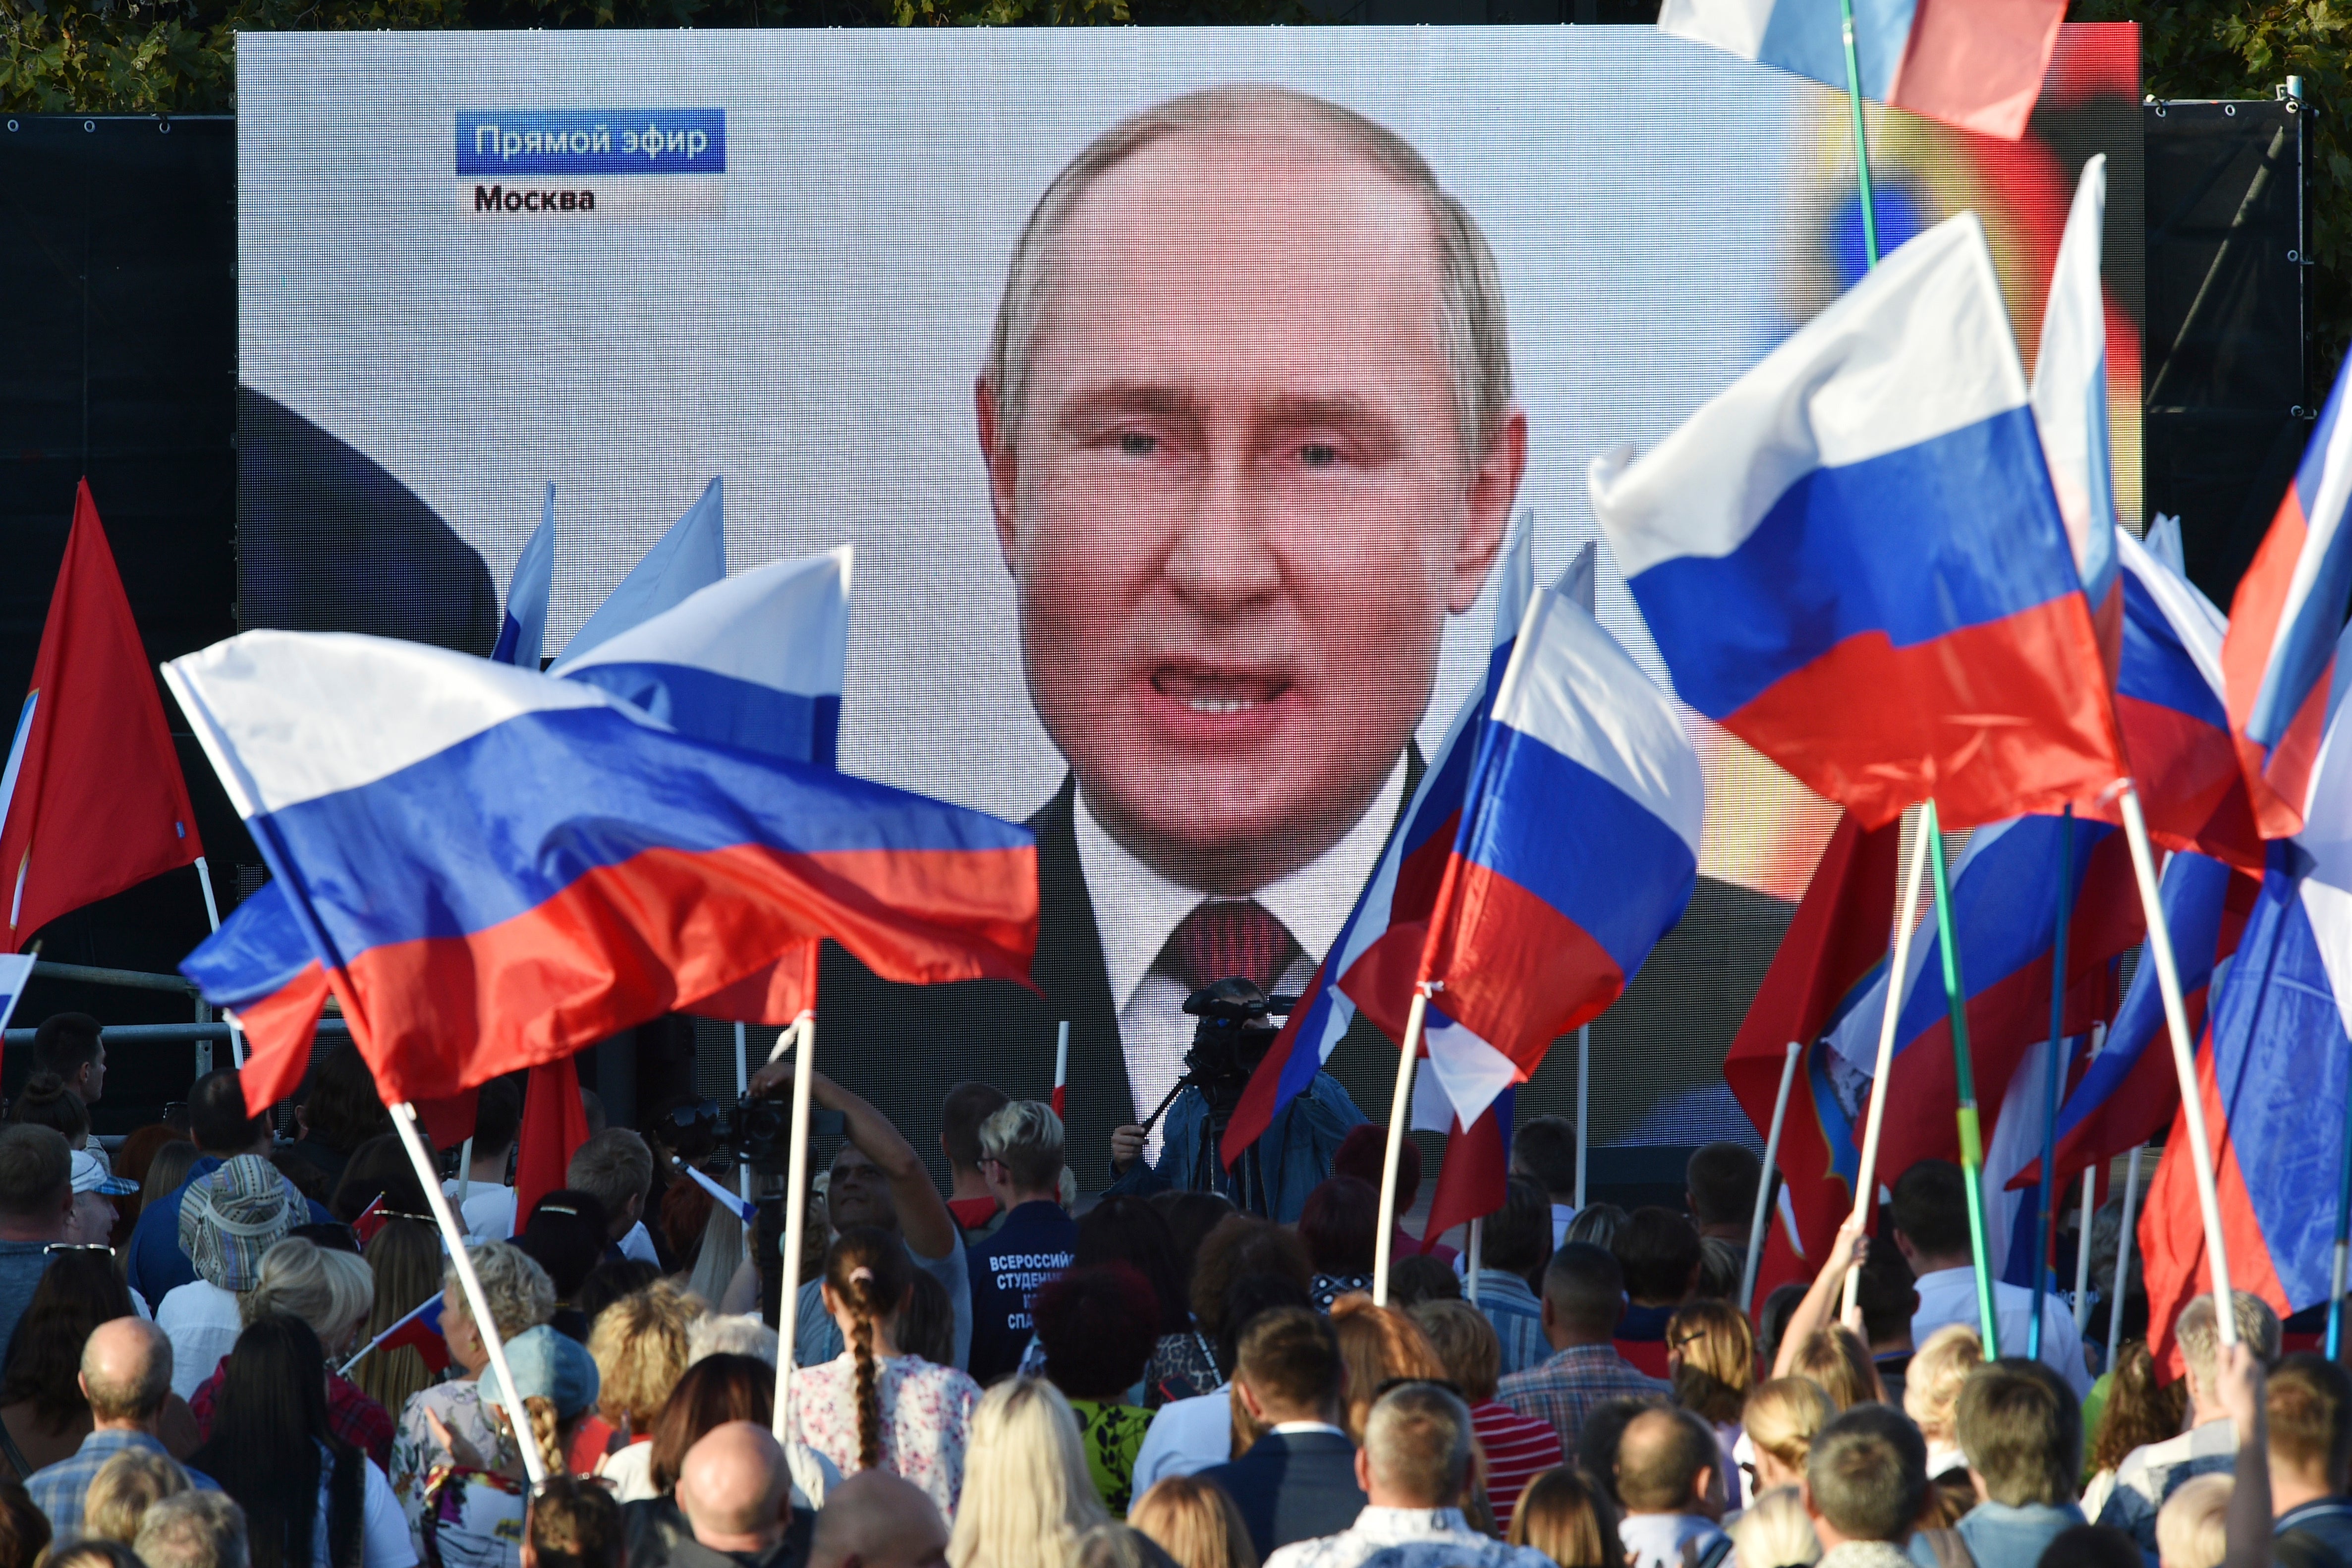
981, 130, 1524, 895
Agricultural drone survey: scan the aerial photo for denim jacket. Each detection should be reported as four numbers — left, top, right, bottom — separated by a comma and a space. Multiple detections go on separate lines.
1103, 1070, 1365, 1221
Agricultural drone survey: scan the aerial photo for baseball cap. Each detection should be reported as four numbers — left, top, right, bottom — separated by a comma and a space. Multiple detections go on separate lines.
70, 1149, 137, 1197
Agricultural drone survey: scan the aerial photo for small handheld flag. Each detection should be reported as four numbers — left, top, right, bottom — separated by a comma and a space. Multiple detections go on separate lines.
342, 1293, 449, 1376
673, 1156, 758, 1226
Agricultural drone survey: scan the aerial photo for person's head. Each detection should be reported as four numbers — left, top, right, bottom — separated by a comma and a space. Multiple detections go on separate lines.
1073, 1195, 1191, 1338
188, 1070, 270, 1158
1802, 1404, 1928, 1549
0, 1124, 72, 1240
1540, 1242, 1626, 1347
577, 1257, 662, 1330
0, 1249, 133, 1423
1409, 1299, 1502, 1404
1953, 1358, 2078, 1509
141, 1138, 201, 1211
1888, 1161, 1971, 1270
328, 1132, 432, 1225
180, 1154, 298, 1293
1790, 1326, 1882, 1411
1725, 1486, 1819, 1568
472, 1078, 523, 1160
2038, 1524, 2145, 1568
1127, 1475, 1252, 1568
1562, 1202, 1627, 1252
899, 1267, 956, 1369
1330, 1125, 1419, 1213
939, 1082, 1010, 1180
2092, 1340, 2189, 1476
827, 1139, 900, 1232
650, 1353, 774, 1496
585, 1278, 701, 1433
240, 1236, 374, 1358
1756, 1282, 1808, 1372
1505, 1467, 1622, 1566
82, 1317, 173, 1429
516, 1190, 615, 1302
1160, 1192, 1235, 1284
1357, 1382, 1476, 1510
296, 1044, 388, 1154
1511, 1118, 1577, 1203
1853, 1245, 1918, 1350
1743, 1378, 1836, 1495
1684, 1144, 1760, 1234
1577, 1396, 1667, 1504
1666, 1299, 1754, 1425
31, 1013, 105, 1104
187, 1314, 361, 1568
810, 1469, 950, 1568
1902, 1322, 1981, 1448
1033, 1264, 1161, 1402
66, 1147, 135, 1244
566, 1129, 653, 1240
0, 1479, 48, 1568
522, 1474, 623, 1568
442, 1240, 557, 1376
1614, 1206, 1703, 1306
944, 1379, 1108, 1568
492, 1322, 604, 1476
975, 1100, 1064, 1205
1189, 1214, 1311, 1349
1387, 1254, 1459, 1309
1482, 1176, 1553, 1281
687, 1313, 779, 1368
2177, 1290, 2284, 1413
1296, 1176, 1378, 1278
1329, 1295, 1446, 1443
84, 1446, 191, 1543
1230, 1304, 1345, 1427
2155, 1472, 2232, 1568
1615, 1406, 1724, 1521
1073, 1524, 1177, 1568
9, 1073, 89, 1150
45, 1544, 144, 1568
677, 1421, 792, 1555
130, 1491, 248, 1568
353, 1216, 441, 1419
978, 88, 1523, 896
2268, 1352, 2352, 1502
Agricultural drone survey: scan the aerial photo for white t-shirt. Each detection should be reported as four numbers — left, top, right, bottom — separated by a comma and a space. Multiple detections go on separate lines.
596, 1442, 658, 1503
442, 1180, 517, 1241
319, 1452, 417, 1568
1132, 1387, 1232, 1491
155, 1280, 243, 1401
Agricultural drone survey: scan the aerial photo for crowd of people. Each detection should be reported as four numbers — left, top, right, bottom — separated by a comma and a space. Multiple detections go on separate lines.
0, 1009, 2342, 1568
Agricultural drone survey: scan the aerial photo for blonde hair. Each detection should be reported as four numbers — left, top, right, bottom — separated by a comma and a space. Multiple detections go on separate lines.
587, 1281, 706, 1431
241, 1236, 375, 1346
2178, 1291, 2283, 1392
83, 1448, 189, 1543
1728, 1485, 1820, 1568
356, 1217, 440, 1417
1506, 1468, 1621, 1566
1330, 1295, 1447, 1444
1904, 1324, 1984, 1445
1743, 1378, 1836, 1477
947, 1378, 1108, 1568
444, 1240, 556, 1343
982, 87, 1513, 463
2156, 1472, 2232, 1568
1790, 1326, 1881, 1411
1668, 1299, 1755, 1424
976, 1101, 1064, 1194
1409, 1299, 1502, 1404
1127, 1475, 1256, 1568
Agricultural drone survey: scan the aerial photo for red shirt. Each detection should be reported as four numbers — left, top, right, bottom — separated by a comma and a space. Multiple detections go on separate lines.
1472, 1399, 1564, 1533
188, 1360, 394, 1469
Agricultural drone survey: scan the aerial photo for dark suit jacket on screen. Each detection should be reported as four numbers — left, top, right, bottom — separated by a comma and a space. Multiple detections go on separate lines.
1197, 1429, 1368, 1561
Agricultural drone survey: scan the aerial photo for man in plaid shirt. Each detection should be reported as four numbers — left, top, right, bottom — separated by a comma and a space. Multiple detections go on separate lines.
1495, 1242, 1668, 1458
28, 1321, 219, 1540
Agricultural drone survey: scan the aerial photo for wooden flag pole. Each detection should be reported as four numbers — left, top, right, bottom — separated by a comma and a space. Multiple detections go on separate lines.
1372, 988, 1433, 1307
388, 1100, 544, 1485
2117, 784, 2238, 1344
771, 1008, 819, 1439
1922, 800, 2001, 1359
1742, 1041, 1803, 1313
1843, 807, 1933, 1319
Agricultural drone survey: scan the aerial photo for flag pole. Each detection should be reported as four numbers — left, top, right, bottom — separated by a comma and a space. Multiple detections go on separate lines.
2117, 784, 2237, 1345
1466, 1218, 1484, 1305
191, 856, 245, 1068
388, 1100, 545, 1485
1573, 1024, 1589, 1210
2330, 1079, 2352, 1357
1742, 1041, 1803, 1313
1922, 800, 2000, 1358
1372, 987, 1433, 1308
1052, 1020, 1069, 1120
771, 1006, 818, 1441
2108, 1145, 2143, 1371
2031, 807, 2077, 1359
1843, 806, 1933, 1319
734, 1021, 752, 1209
2073, 1165, 2097, 1333
1837, 0, 1882, 270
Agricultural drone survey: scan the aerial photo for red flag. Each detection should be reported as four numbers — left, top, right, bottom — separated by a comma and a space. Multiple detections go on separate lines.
686, 940, 817, 1025
1422, 1090, 1512, 1251
0, 481, 203, 949
514, 1053, 591, 1228
1724, 814, 1901, 1274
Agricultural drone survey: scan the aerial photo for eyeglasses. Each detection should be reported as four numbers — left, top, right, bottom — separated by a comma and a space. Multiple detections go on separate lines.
1371, 1377, 1465, 1401
1670, 1331, 1711, 1352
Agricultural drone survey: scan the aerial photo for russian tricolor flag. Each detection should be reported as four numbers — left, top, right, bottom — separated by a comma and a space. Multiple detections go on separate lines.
489, 485, 556, 670
1591, 212, 2125, 834
2222, 357, 2352, 840
163, 630, 1035, 1103
1657, 0, 2067, 140
1416, 574, 1705, 1124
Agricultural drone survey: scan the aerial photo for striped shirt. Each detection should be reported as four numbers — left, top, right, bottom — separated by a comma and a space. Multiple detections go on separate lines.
1470, 1273, 1550, 1379
1470, 1400, 1562, 1534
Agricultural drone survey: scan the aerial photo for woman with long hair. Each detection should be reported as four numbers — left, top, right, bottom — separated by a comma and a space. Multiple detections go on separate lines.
1787, 1326, 1883, 1412
0, 1254, 198, 1479
1126, 1475, 1255, 1568
790, 1228, 981, 1522
187, 1314, 411, 1568
1327, 1296, 1447, 1445
947, 1378, 1106, 1568
355, 1218, 443, 1424
1506, 1468, 1623, 1567
189, 1238, 389, 1466
646, 1353, 772, 1497
1667, 1298, 1755, 1509
387, 1242, 555, 1541
1739, 1377, 1834, 1496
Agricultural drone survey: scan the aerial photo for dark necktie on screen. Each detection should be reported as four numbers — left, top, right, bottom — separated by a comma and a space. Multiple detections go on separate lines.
1159, 898, 1300, 995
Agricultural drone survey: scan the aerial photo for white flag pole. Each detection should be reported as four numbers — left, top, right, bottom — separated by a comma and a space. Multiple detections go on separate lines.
2118, 784, 2237, 1345
1466, 1218, 1484, 1304
1742, 1041, 1803, 1313
192, 856, 244, 1068
771, 1008, 819, 1441
1373, 988, 1433, 1308
2072, 1165, 2097, 1332
735, 1021, 753, 1207
2108, 1146, 2144, 1372
1574, 1025, 1590, 1211
1844, 805, 1934, 1319
388, 1100, 544, 1484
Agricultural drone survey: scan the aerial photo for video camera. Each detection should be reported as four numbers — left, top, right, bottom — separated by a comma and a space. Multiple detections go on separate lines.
649, 1092, 843, 1176
1170, 977, 1296, 1126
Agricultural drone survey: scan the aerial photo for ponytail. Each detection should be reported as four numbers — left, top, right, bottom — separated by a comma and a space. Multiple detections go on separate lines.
824, 1227, 914, 1474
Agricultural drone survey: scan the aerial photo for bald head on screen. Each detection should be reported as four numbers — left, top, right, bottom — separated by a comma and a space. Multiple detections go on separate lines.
976, 87, 1527, 897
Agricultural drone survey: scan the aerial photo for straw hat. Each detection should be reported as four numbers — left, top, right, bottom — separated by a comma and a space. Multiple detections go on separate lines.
178, 1154, 298, 1292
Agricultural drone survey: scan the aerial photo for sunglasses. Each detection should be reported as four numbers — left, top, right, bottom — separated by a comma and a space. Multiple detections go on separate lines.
44, 1243, 113, 1255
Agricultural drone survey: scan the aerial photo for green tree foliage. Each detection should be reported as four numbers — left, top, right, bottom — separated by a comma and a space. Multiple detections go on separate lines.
2075, 0, 2350, 379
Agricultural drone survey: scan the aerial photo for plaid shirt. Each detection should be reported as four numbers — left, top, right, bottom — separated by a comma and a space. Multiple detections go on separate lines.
1495, 1343, 1670, 1459
28, 1429, 219, 1542
188, 1362, 395, 1469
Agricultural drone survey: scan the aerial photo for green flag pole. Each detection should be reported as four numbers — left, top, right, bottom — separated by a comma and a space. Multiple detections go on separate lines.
1838, 0, 1881, 268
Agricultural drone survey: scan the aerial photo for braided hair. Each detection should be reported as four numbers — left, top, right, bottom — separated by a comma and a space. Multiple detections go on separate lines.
525, 1395, 569, 1479
824, 1227, 914, 1473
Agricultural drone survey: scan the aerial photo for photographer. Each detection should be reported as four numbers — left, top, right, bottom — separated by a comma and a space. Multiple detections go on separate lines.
1104, 981, 1365, 1223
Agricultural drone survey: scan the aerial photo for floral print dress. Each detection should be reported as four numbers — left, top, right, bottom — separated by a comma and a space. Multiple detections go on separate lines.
1064, 1398, 1151, 1514
790, 1352, 981, 1523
